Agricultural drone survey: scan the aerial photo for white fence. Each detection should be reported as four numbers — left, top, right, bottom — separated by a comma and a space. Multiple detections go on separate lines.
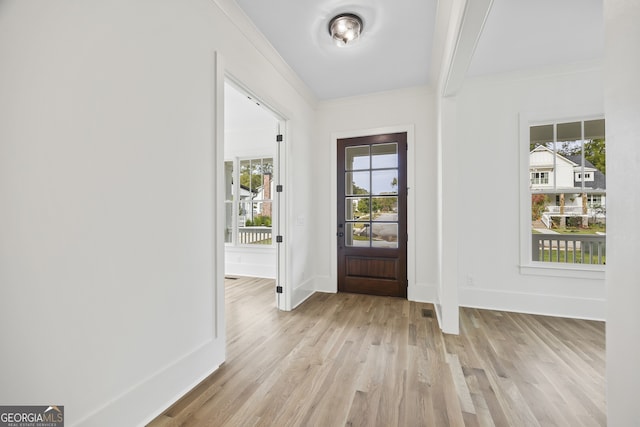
532, 233, 606, 265
238, 226, 272, 245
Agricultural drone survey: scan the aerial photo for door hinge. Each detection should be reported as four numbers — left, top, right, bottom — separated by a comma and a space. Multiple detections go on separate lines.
276, 134, 283, 142
276, 286, 283, 294
276, 184, 283, 192
276, 235, 283, 243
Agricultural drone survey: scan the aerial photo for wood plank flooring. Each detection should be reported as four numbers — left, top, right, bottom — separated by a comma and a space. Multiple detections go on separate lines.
149, 276, 605, 427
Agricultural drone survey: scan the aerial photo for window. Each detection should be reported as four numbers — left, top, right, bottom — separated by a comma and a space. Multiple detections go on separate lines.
224, 157, 274, 246
575, 172, 593, 181
530, 171, 549, 185
526, 118, 606, 271
587, 194, 602, 207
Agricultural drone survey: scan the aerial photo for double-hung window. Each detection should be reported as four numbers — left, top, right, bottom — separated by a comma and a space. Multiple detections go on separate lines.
530, 171, 550, 185
224, 157, 274, 246
521, 116, 606, 275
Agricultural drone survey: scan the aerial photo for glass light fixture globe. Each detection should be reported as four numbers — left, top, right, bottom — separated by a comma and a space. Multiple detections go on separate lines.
328, 13, 363, 47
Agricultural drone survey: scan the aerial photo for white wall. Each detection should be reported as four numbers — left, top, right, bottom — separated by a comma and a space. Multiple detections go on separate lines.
604, 1, 640, 425
0, 0, 316, 425
225, 246, 276, 278
455, 63, 606, 319
224, 127, 277, 279
225, 128, 276, 158
313, 86, 438, 302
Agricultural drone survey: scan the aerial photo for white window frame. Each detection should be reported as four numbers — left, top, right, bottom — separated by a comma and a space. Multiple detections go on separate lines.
224, 155, 275, 248
519, 112, 605, 279
575, 172, 594, 181
530, 171, 550, 185
587, 194, 603, 207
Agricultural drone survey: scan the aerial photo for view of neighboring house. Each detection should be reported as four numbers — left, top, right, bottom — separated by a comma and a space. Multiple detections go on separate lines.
530, 145, 606, 229
224, 159, 274, 245
238, 173, 273, 223
236, 172, 273, 245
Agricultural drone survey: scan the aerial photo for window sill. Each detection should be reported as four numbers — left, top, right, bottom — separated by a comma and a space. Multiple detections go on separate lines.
520, 263, 605, 280
225, 244, 276, 250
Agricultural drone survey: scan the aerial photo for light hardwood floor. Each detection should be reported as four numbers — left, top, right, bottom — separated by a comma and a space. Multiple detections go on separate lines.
149, 276, 605, 427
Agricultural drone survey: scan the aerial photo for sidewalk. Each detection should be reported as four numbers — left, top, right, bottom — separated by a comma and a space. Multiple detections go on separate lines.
532, 219, 559, 234
534, 228, 559, 234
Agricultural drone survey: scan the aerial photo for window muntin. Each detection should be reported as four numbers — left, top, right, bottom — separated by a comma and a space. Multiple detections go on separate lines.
528, 119, 606, 266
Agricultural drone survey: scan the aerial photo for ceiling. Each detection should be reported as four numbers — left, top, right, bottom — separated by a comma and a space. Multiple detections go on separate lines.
233, 0, 603, 101
234, 0, 437, 100
468, 0, 604, 77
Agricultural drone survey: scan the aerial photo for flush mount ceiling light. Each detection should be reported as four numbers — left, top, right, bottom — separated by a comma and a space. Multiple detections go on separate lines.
328, 13, 363, 47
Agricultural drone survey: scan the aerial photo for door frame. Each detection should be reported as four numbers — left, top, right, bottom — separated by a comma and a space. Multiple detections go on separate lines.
222, 73, 290, 311
330, 125, 416, 297
337, 133, 408, 297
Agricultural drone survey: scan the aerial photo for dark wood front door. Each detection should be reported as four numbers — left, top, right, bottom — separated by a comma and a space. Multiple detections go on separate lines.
337, 132, 407, 298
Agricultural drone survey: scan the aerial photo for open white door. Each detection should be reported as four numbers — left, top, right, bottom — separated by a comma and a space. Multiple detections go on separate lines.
275, 120, 287, 310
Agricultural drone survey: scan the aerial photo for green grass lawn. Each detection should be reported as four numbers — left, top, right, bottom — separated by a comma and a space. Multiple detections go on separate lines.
253, 238, 272, 245
551, 227, 606, 235
539, 249, 605, 264
531, 224, 606, 235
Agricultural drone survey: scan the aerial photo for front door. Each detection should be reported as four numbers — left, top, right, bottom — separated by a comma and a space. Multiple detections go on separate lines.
337, 132, 407, 298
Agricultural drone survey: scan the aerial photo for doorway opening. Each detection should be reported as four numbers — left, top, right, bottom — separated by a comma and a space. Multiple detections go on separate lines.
223, 79, 286, 309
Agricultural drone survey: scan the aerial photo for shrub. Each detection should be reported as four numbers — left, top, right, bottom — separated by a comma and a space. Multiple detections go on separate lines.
531, 194, 550, 221
566, 216, 581, 228
247, 215, 272, 227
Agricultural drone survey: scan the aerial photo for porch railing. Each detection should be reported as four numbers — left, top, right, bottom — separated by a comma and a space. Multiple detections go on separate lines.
532, 233, 606, 265
541, 214, 551, 229
238, 226, 272, 245
545, 205, 585, 214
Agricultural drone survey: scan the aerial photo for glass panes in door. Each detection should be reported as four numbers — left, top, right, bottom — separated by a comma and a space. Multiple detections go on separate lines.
344, 143, 399, 248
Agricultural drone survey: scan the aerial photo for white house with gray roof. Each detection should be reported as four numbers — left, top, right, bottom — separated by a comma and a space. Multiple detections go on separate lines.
530, 145, 606, 227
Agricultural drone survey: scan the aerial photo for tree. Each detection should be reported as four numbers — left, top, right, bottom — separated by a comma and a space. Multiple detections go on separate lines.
357, 198, 370, 214
558, 138, 606, 174
351, 182, 368, 195
374, 197, 395, 212
585, 138, 606, 174
240, 160, 273, 192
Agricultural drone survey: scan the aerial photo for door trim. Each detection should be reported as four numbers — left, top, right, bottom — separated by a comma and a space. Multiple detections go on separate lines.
330, 125, 416, 297
223, 74, 290, 311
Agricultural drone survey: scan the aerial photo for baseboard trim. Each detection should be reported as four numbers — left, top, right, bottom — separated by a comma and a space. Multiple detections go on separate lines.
408, 282, 438, 303
74, 341, 224, 427
290, 277, 317, 309
224, 263, 276, 279
460, 287, 606, 321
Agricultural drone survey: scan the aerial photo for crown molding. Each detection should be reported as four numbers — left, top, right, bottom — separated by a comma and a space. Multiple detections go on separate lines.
211, 0, 318, 107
